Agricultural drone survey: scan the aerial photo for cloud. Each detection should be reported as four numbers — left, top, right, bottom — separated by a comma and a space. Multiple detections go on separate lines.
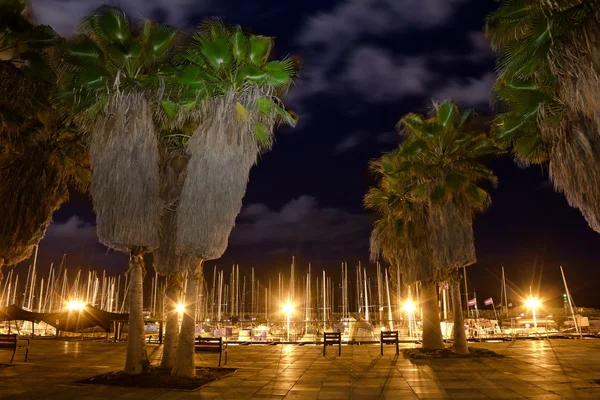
45, 216, 96, 240
334, 131, 369, 154
290, 0, 466, 105
432, 72, 496, 107
298, 0, 465, 48
38, 216, 126, 269
229, 196, 372, 257
344, 47, 430, 102
31, 0, 210, 35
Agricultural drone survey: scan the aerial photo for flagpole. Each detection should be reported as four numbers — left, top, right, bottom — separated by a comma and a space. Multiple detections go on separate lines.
463, 266, 469, 316
501, 265, 508, 315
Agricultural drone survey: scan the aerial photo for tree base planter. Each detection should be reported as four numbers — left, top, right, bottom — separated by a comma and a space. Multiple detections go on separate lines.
402, 347, 503, 360
78, 366, 236, 390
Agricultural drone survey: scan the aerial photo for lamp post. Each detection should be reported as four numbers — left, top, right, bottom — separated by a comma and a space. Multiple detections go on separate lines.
525, 297, 540, 329
283, 303, 293, 342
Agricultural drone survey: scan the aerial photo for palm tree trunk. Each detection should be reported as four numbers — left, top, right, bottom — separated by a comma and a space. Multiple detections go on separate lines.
421, 281, 444, 350
161, 271, 183, 369
172, 260, 202, 378
124, 251, 149, 375
450, 277, 469, 355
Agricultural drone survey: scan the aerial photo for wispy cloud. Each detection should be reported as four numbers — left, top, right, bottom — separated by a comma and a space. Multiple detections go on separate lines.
432, 72, 496, 107
31, 0, 211, 35
229, 196, 371, 258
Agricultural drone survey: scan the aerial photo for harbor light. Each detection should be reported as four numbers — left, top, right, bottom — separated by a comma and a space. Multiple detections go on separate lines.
525, 297, 541, 329
282, 303, 293, 341
176, 303, 185, 313
525, 297, 541, 309
66, 300, 84, 311
283, 303, 293, 314
403, 300, 415, 313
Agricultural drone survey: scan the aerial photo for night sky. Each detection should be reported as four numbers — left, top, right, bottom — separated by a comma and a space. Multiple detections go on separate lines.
21, 0, 600, 308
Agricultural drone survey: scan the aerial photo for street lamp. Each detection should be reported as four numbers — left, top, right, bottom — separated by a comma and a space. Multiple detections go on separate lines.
176, 303, 185, 313
525, 297, 541, 329
283, 303, 293, 342
403, 300, 416, 338
66, 300, 84, 311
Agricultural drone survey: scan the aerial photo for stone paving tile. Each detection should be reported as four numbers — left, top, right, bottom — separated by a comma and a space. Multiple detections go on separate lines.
2, 339, 600, 399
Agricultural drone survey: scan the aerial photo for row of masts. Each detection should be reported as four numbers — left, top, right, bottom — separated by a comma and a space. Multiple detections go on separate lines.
204, 258, 402, 326
1, 248, 582, 333
0, 248, 131, 313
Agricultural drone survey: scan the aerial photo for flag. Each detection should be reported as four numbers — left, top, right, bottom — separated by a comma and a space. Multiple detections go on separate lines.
467, 298, 477, 306
484, 297, 493, 306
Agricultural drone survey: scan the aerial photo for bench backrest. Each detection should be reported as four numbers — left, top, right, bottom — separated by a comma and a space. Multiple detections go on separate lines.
324, 332, 341, 342
381, 331, 398, 340
195, 337, 222, 345
0, 334, 18, 345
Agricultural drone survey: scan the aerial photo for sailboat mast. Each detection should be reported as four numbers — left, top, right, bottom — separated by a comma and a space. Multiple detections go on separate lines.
560, 266, 581, 339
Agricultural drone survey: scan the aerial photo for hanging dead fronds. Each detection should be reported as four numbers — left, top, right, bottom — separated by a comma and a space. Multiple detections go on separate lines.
176, 88, 278, 260
90, 91, 162, 253
547, 117, 600, 232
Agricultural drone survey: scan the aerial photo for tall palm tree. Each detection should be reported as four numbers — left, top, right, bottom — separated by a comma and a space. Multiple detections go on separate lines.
59, 6, 178, 375
396, 101, 497, 353
366, 155, 443, 349
366, 100, 497, 352
486, 0, 600, 232
169, 19, 297, 378
0, 0, 89, 280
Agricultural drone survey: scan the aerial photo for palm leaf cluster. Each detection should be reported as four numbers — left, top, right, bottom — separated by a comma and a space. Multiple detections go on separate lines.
58, 6, 180, 253
173, 19, 297, 260
487, 0, 600, 232
0, 0, 89, 271
366, 101, 497, 284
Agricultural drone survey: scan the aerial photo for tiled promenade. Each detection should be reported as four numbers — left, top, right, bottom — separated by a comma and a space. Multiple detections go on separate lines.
1, 339, 600, 399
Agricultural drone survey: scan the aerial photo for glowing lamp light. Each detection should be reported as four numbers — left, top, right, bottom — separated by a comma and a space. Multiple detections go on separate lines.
176, 303, 185, 313
66, 300, 84, 311
283, 303, 293, 314
403, 301, 416, 313
525, 297, 541, 309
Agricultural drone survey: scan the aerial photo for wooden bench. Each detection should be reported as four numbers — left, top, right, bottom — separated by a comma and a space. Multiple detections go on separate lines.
0, 334, 29, 363
195, 337, 227, 366
380, 330, 399, 356
323, 332, 341, 356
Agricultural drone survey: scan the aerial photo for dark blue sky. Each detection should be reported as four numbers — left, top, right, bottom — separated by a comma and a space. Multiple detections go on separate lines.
24, 0, 600, 307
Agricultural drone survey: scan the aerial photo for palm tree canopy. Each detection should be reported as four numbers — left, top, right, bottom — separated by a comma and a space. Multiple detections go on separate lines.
487, 0, 600, 232
175, 19, 298, 260
366, 100, 498, 284
0, 0, 60, 136
1, 0, 89, 267
60, 6, 180, 254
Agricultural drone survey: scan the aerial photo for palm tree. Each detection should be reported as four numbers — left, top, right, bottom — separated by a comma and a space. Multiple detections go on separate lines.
366, 100, 497, 353
366, 155, 444, 349
486, 0, 600, 232
396, 101, 497, 353
154, 147, 188, 369
0, 0, 89, 280
59, 6, 178, 375
169, 19, 297, 378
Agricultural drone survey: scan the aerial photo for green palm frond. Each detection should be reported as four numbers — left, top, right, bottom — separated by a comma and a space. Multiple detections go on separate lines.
173, 18, 298, 151
365, 100, 499, 283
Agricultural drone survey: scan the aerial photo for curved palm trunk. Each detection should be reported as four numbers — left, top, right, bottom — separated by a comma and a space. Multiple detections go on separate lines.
172, 260, 202, 378
124, 252, 149, 375
450, 278, 469, 355
161, 271, 183, 369
420, 281, 444, 350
